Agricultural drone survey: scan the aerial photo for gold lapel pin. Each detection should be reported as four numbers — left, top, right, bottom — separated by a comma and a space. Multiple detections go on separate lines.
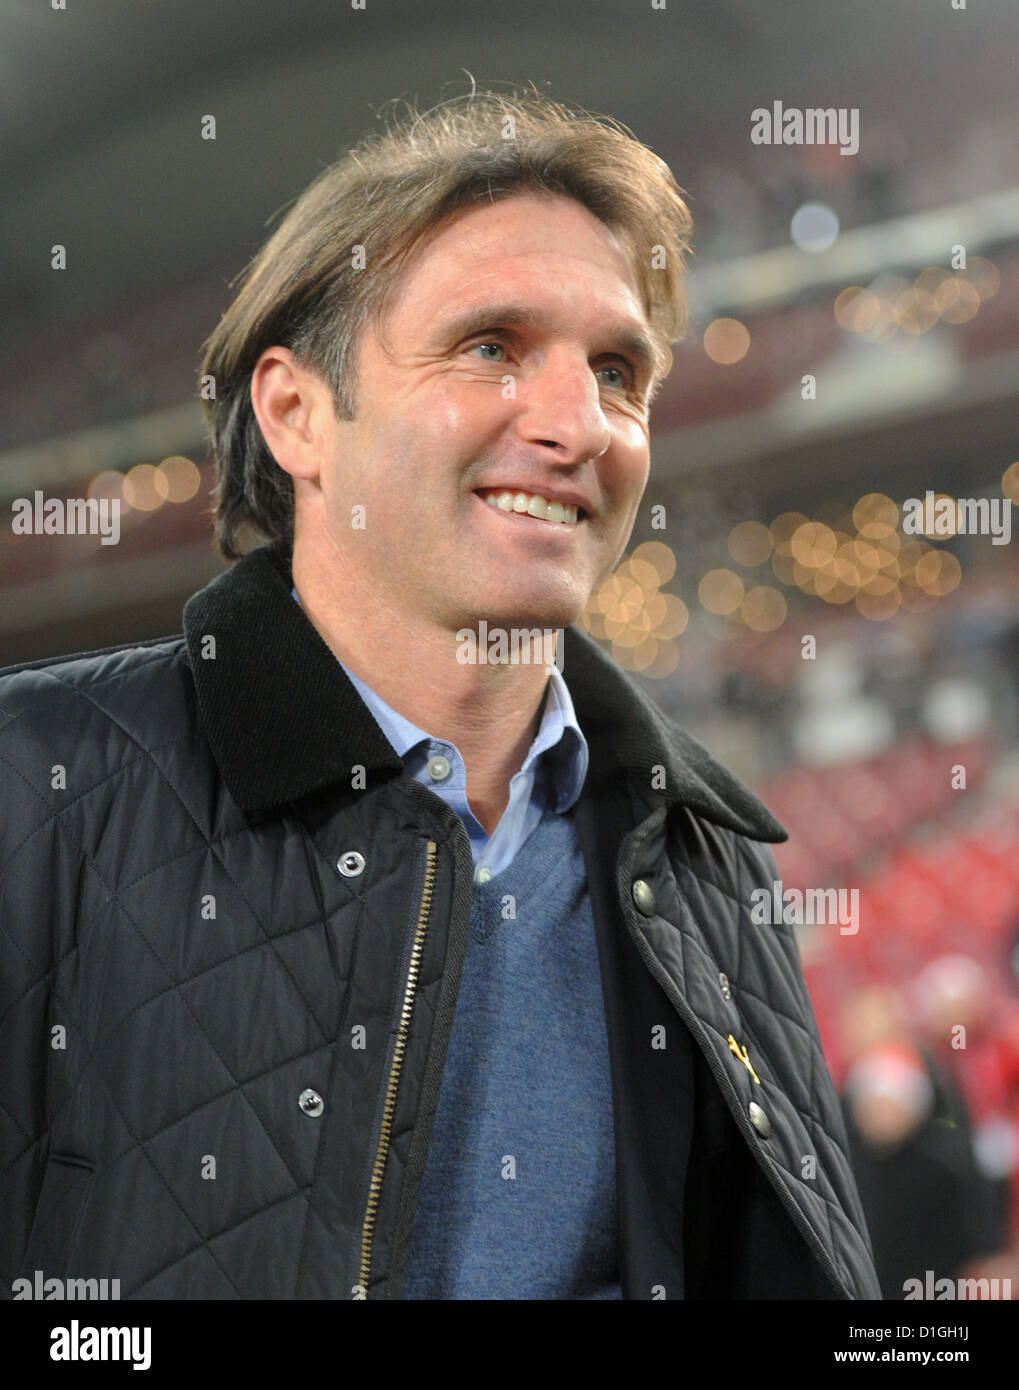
727, 1033, 761, 1085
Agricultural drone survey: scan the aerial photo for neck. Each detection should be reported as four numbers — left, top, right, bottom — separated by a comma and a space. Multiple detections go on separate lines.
292, 544, 554, 837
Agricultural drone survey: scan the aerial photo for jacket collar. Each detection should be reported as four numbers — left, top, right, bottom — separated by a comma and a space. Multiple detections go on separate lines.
182, 539, 786, 842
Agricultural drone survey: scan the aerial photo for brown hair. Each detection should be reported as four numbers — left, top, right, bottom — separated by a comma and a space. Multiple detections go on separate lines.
199, 83, 694, 559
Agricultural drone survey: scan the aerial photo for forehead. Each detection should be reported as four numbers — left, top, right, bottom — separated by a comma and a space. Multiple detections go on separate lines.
387, 192, 647, 322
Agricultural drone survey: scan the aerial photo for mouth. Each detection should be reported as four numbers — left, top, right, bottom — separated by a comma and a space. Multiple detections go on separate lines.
473, 487, 587, 528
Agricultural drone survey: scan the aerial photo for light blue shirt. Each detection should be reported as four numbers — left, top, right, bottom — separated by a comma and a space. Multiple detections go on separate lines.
291, 587, 589, 883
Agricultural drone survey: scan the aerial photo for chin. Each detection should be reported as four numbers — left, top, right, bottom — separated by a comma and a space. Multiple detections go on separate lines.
459, 585, 584, 632
495, 602, 582, 633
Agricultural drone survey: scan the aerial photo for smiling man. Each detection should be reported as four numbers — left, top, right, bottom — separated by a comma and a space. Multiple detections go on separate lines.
0, 88, 881, 1301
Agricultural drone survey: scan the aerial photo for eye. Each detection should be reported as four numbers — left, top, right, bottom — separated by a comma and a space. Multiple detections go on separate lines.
466, 341, 506, 362
596, 363, 630, 389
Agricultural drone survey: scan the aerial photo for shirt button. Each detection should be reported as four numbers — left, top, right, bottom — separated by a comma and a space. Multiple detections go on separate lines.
476, 866, 493, 884
427, 755, 452, 783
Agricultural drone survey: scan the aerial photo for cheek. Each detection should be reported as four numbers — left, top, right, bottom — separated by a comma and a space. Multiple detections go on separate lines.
424, 385, 496, 448
610, 441, 651, 507
606, 413, 650, 468
392, 391, 473, 460
384, 394, 498, 496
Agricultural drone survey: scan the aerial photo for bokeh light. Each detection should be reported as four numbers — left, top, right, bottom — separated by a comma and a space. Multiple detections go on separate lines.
122, 464, 169, 511
87, 470, 125, 504
653, 593, 690, 638
727, 520, 773, 566
915, 549, 962, 596
158, 456, 201, 503
741, 585, 787, 631
703, 318, 750, 365
630, 540, 677, 586
853, 493, 899, 540
791, 202, 839, 253
584, 543, 688, 676
790, 521, 837, 567
835, 287, 879, 334
699, 568, 745, 615
893, 288, 938, 335
934, 276, 980, 324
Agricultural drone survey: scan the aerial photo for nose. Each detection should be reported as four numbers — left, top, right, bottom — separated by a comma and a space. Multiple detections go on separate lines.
514, 347, 613, 464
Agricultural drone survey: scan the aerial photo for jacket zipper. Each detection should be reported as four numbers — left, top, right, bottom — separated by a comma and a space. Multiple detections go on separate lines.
358, 838, 437, 1294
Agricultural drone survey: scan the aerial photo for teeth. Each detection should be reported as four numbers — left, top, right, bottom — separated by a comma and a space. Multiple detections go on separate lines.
481, 489, 580, 525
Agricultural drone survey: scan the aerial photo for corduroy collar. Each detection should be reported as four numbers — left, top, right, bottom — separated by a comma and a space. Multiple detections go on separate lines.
182, 539, 786, 842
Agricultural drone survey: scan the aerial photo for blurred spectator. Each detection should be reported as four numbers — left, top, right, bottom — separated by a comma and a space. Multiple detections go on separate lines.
840, 982, 1008, 1299
911, 954, 1019, 1242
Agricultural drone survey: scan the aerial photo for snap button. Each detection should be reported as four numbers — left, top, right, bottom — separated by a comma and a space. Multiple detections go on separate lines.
299, 1088, 324, 1117
427, 754, 452, 783
748, 1101, 772, 1138
336, 851, 366, 878
631, 880, 656, 916
719, 972, 731, 1000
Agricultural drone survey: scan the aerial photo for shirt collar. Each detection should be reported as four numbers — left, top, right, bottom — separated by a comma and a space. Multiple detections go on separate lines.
291, 586, 589, 813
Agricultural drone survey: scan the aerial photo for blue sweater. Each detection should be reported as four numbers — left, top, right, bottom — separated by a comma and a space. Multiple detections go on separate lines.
402, 802, 621, 1299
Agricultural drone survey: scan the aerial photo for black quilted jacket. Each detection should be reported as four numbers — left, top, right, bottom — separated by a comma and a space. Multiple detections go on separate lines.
0, 539, 881, 1299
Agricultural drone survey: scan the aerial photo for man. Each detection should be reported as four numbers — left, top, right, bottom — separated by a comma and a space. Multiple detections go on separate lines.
1, 89, 880, 1299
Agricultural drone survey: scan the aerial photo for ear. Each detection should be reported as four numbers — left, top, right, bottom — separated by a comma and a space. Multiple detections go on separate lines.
249, 346, 336, 481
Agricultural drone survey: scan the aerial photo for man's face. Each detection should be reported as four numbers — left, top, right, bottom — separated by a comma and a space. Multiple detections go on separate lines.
314, 191, 658, 635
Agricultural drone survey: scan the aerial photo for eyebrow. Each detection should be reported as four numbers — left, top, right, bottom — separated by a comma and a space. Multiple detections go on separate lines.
431, 302, 662, 387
